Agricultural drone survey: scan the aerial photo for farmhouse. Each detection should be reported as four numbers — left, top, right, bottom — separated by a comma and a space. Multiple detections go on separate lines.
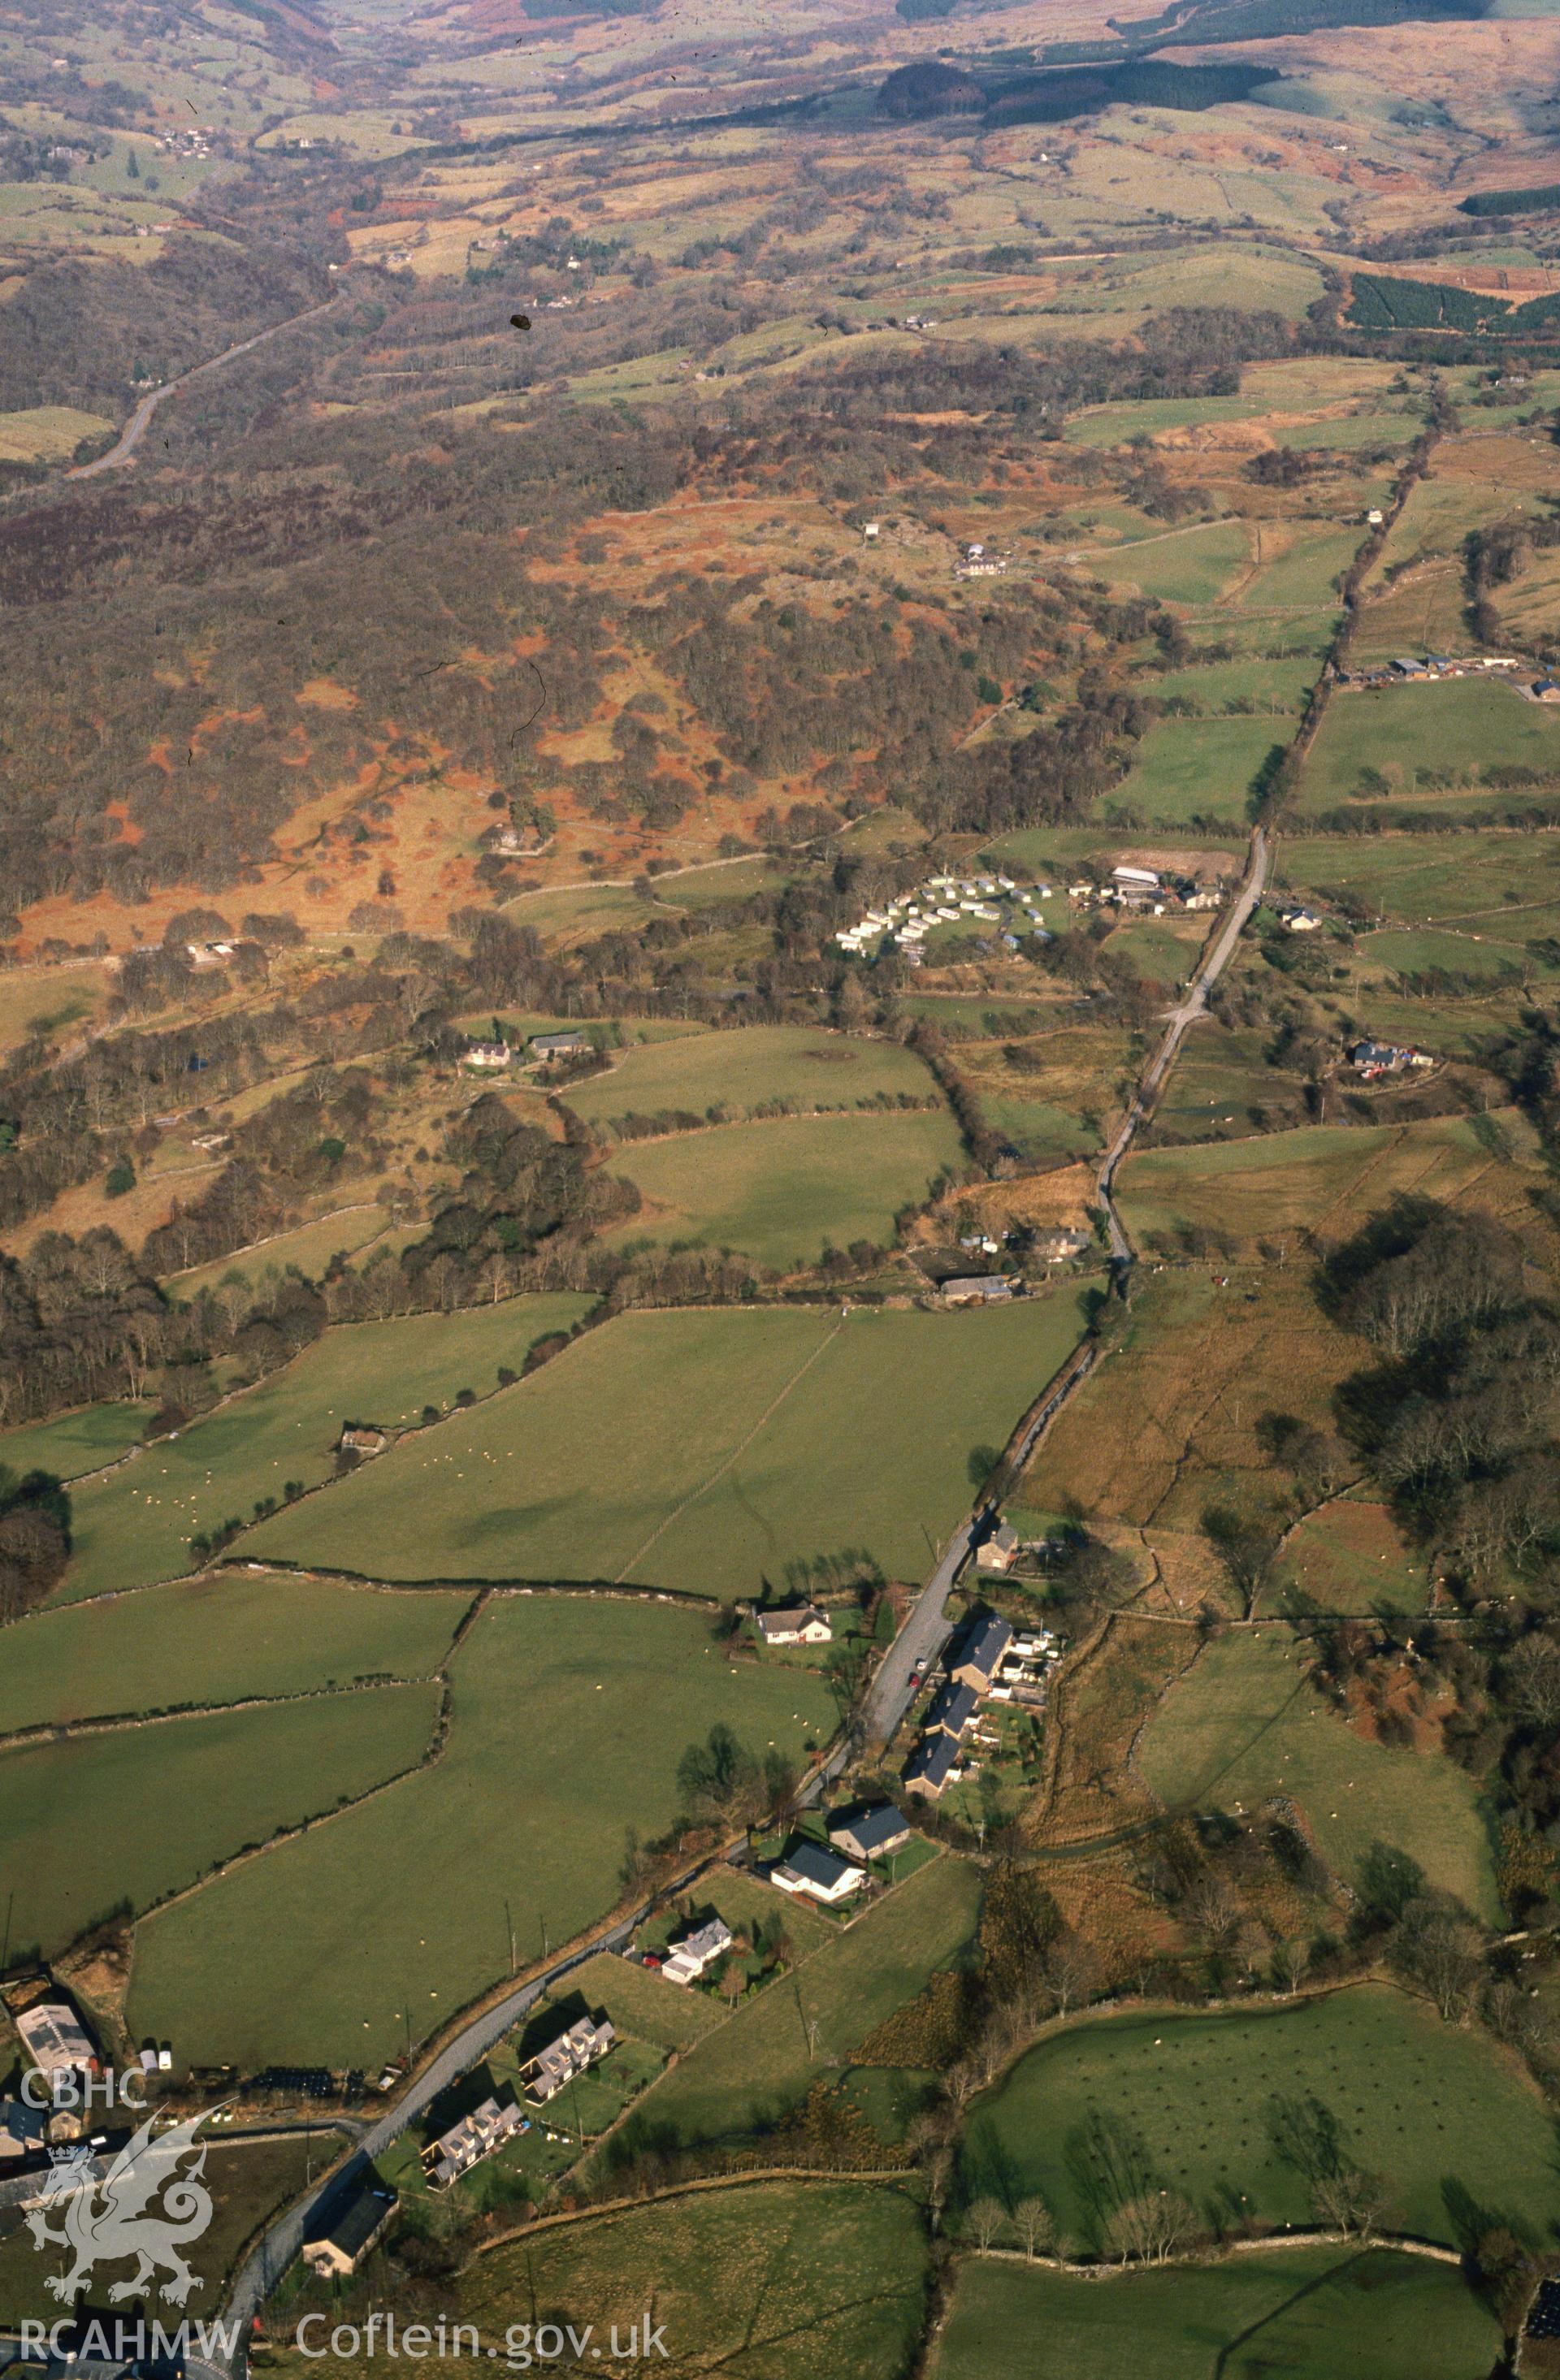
753, 1603, 833, 1647
13, 2001, 97, 2084
420, 2095, 526, 2188
977, 1520, 1020, 1575
661, 1916, 734, 1985
938, 1275, 1015, 1306
926, 1678, 981, 1739
950, 1614, 1015, 1691
302, 2179, 398, 2277
464, 1040, 512, 1071
1033, 1228, 1092, 1264
529, 1031, 588, 1062
520, 2014, 615, 2105
828, 1804, 912, 1863
903, 1732, 960, 1799
770, 1841, 864, 1905
186, 941, 236, 967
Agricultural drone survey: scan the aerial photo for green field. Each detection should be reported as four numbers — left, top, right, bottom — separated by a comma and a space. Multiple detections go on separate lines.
0, 1400, 147, 1482
0, 404, 114, 461
1110, 716, 1292, 827
603, 1107, 963, 1270
1, 1681, 440, 1959
1116, 1111, 1536, 1246
1085, 520, 1252, 609
248, 1297, 1089, 1599
1148, 655, 1324, 713
563, 1023, 941, 1132
126, 1596, 836, 2066
58, 1294, 596, 1599
548, 1948, 726, 2053
1298, 682, 1560, 811
960, 1984, 1558, 2249
932, 2248, 1500, 2380
0, 1573, 468, 1735
445, 2180, 929, 2380
618, 1853, 982, 2148
167, 1205, 393, 1300
1228, 526, 1361, 619
1138, 1632, 1499, 1919
1280, 828, 1560, 928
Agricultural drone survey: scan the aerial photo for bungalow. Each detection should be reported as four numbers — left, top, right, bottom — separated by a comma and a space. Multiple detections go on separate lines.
1281, 908, 1322, 934
903, 1732, 960, 1800
828, 1804, 913, 1863
302, 2179, 398, 2278
519, 2014, 616, 2105
753, 1603, 833, 1647
938, 1275, 1015, 1306
14, 2001, 97, 2085
770, 1841, 864, 1905
420, 2096, 526, 2188
1535, 680, 1560, 704
464, 1040, 512, 1070
950, 1614, 1014, 1691
1350, 1040, 1405, 1075
661, 1916, 734, 1986
528, 1031, 588, 1062
977, 1520, 1020, 1575
925, 1678, 981, 1739
0, 2100, 46, 2161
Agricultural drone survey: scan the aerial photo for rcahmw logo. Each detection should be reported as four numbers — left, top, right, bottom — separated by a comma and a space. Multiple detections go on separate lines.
23, 2110, 215, 2307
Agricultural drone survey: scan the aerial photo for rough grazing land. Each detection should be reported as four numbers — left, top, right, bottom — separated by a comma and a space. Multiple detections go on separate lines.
1137, 1631, 1499, 1919
564, 1024, 942, 1132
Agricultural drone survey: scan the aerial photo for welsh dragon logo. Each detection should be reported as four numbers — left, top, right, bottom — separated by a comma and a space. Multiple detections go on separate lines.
25, 2111, 214, 2306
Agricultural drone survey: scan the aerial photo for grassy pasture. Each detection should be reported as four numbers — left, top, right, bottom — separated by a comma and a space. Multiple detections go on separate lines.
1285, 1495, 1424, 1616
0, 1574, 468, 1735
1, 1681, 440, 1959
1280, 829, 1560, 927
1298, 682, 1560, 811
602, 1108, 963, 1270
1226, 526, 1362, 618
548, 1949, 725, 2053
623, 1854, 982, 2148
1146, 654, 1322, 712
1138, 1631, 1497, 1917
1149, 1024, 1307, 1140
249, 1298, 1089, 1601
126, 1597, 835, 2067
1085, 519, 1251, 608
932, 2248, 1499, 2380
1020, 1270, 1354, 1532
445, 2180, 930, 2380
1108, 715, 1291, 827
59, 1293, 596, 1600
167, 1205, 393, 1300
0, 960, 110, 1057
563, 1024, 940, 1132
0, 1400, 146, 1482
960, 1984, 1554, 2249
0, 404, 113, 461
1116, 1111, 1540, 1248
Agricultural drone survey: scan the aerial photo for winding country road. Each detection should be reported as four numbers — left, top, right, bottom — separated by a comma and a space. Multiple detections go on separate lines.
1095, 822, 1272, 1272
65, 292, 344, 481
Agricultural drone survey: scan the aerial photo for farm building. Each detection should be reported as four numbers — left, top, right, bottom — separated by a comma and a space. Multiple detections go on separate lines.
529, 1031, 588, 1061
661, 1916, 733, 1985
903, 1733, 960, 1800
828, 1804, 913, 1863
520, 2014, 615, 2105
302, 2178, 398, 2277
770, 1841, 864, 1905
13, 2001, 97, 2084
938, 1275, 1015, 1306
339, 1425, 388, 1456
186, 941, 236, 967
752, 1603, 833, 1647
1112, 865, 1160, 892
421, 2096, 526, 2188
977, 1521, 1020, 1575
950, 1615, 1014, 1690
